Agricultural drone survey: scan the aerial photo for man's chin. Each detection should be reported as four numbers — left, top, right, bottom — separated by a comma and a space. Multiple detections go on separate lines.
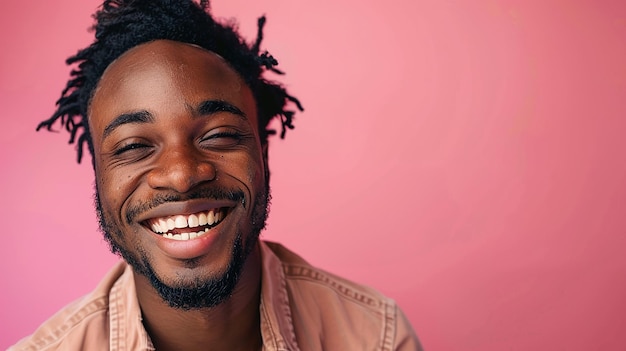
136, 234, 247, 310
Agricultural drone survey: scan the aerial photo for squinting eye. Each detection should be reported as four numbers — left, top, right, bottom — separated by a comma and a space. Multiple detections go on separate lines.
113, 143, 149, 156
200, 131, 242, 148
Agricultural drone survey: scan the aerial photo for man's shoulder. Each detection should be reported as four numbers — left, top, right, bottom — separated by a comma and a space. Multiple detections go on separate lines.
262, 241, 422, 351
9, 262, 128, 351
265, 240, 390, 307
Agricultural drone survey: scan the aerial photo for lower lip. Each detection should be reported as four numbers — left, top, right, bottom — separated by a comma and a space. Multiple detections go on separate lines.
152, 227, 222, 260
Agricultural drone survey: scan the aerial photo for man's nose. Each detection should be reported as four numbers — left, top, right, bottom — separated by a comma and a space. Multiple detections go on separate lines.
146, 144, 216, 193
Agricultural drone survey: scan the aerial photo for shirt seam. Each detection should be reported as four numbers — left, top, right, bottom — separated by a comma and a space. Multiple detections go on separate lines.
283, 264, 385, 310
381, 300, 397, 351
109, 276, 122, 351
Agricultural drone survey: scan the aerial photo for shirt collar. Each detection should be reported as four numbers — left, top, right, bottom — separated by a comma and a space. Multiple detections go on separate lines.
258, 241, 301, 351
110, 263, 154, 350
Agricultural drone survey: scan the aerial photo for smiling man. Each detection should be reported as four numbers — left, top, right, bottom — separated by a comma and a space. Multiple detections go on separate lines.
10, 1, 421, 350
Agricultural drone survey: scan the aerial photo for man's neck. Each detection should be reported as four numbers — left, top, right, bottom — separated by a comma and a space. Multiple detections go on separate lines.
133, 245, 263, 351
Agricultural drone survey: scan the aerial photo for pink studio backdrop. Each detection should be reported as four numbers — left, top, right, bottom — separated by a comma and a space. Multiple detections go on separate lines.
1, 1, 625, 350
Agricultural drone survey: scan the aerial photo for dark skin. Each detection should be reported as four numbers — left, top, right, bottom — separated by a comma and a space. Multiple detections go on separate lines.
88, 40, 267, 350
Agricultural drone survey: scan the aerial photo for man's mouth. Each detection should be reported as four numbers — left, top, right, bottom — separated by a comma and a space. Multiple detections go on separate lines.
144, 208, 228, 241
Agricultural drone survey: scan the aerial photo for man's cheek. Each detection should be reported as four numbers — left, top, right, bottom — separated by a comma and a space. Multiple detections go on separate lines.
245, 155, 266, 186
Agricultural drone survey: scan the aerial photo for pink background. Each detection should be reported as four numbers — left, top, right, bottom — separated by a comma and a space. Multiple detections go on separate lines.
1, 0, 625, 349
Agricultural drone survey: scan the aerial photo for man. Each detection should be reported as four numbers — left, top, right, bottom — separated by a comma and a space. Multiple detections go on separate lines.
11, 0, 421, 350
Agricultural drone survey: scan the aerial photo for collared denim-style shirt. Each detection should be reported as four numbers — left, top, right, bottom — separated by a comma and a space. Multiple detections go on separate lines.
10, 241, 422, 351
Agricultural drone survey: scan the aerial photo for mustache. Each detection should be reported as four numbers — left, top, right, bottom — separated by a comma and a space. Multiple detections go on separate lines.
125, 187, 245, 224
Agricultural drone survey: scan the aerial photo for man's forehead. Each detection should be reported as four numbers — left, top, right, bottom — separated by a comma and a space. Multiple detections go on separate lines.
91, 40, 246, 105
100, 40, 233, 77
88, 39, 256, 133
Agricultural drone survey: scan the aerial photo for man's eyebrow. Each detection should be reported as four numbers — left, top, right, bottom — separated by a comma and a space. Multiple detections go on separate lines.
197, 100, 246, 119
102, 110, 154, 139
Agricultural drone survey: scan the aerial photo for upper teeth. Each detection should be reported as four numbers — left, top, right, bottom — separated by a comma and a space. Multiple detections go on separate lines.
147, 208, 225, 237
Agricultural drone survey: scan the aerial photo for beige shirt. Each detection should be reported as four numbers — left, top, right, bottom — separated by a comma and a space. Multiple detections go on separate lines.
10, 241, 422, 350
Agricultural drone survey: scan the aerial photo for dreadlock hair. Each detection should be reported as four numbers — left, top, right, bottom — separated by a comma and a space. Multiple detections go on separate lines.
37, 0, 303, 166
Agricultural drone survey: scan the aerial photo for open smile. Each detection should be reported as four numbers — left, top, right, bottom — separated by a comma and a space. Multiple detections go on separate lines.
144, 208, 229, 241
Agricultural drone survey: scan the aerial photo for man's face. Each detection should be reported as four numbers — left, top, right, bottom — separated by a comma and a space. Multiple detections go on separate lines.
88, 40, 269, 309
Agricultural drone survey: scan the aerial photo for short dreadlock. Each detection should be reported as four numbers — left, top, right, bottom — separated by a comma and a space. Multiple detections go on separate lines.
36, 0, 303, 166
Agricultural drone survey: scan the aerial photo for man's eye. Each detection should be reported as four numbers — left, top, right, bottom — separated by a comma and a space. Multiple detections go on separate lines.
200, 131, 242, 148
113, 143, 149, 156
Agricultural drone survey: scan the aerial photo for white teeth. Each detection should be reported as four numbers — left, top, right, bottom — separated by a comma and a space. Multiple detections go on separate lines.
188, 214, 199, 228
198, 212, 208, 226
162, 228, 210, 241
166, 218, 176, 230
174, 215, 187, 228
152, 209, 225, 239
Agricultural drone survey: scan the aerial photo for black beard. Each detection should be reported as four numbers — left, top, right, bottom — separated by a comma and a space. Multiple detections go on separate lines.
95, 185, 270, 310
